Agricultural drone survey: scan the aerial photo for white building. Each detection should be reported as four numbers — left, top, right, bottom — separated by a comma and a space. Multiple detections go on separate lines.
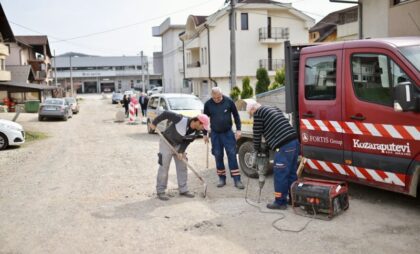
53, 53, 162, 94
179, 0, 314, 100
152, 18, 188, 94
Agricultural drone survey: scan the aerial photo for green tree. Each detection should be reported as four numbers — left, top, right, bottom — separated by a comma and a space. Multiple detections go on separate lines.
240, 77, 253, 99
255, 68, 270, 94
269, 67, 285, 90
274, 67, 285, 86
230, 86, 241, 101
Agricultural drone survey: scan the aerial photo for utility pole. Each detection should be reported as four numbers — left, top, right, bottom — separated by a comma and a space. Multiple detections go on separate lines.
54, 50, 57, 87
69, 55, 74, 96
229, 0, 236, 90
141, 51, 145, 93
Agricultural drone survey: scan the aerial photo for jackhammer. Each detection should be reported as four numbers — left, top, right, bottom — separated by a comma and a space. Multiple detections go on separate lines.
255, 145, 269, 202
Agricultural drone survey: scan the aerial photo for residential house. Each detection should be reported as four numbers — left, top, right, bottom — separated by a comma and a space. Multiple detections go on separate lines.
6, 35, 53, 85
309, 6, 358, 42
179, 0, 314, 99
152, 18, 187, 93
0, 3, 13, 83
0, 3, 54, 108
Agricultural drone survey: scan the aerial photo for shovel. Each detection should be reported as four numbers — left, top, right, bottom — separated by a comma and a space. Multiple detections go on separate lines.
155, 128, 208, 198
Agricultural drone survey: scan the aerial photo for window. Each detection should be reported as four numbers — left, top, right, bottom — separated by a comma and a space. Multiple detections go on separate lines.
351, 53, 409, 107
304, 56, 337, 100
159, 98, 168, 110
241, 13, 248, 30
148, 97, 158, 110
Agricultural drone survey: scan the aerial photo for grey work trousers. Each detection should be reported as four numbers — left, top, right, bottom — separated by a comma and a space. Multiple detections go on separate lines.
156, 138, 189, 194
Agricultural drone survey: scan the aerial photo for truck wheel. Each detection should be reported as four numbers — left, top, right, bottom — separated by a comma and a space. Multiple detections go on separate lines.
238, 141, 258, 178
147, 119, 155, 134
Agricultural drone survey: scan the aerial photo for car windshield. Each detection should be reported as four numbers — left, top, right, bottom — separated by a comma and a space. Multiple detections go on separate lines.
65, 98, 76, 103
167, 97, 203, 110
399, 45, 420, 71
45, 99, 64, 105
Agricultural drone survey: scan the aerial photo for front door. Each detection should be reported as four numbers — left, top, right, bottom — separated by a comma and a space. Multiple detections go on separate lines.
343, 47, 419, 193
299, 50, 345, 174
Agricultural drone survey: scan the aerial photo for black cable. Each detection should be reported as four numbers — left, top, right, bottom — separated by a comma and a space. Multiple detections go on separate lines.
244, 175, 314, 233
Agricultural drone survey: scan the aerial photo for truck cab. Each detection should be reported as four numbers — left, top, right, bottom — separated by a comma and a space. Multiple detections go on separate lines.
285, 37, 420, 196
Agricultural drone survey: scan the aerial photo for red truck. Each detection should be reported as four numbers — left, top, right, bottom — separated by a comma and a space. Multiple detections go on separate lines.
282, 37, 420, 196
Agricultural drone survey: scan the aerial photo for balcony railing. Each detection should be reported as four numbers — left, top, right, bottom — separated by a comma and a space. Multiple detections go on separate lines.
186, 61, 201, 68
259, 59, 284, 71
259, 27, 289, 41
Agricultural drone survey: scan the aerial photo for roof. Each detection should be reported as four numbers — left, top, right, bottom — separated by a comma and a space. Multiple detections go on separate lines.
15, 35, 52, 58
301, 37, 420, 55
309, 5, 358, 32
0, 81, 56, 90
7, 65, 34, 83
53, 55, 147, 68
191, 15, 207, 27
0, 4, 15, 42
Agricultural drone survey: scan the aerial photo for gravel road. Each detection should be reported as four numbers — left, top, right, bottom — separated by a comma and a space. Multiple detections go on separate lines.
0, 94, 419, 254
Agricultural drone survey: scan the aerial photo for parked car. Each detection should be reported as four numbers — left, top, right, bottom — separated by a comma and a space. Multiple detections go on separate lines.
38, 98, 73, 121
0, 119, 25, 150
147, 87, 163, 96
146, 93, 204, 134
111, 92, 124, 104
124, 90, 135, 96
65, 97, 79, 114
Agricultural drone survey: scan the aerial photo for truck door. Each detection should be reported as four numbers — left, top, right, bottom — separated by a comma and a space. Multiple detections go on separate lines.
343, 47, 419, 193
299, 50, 345, 170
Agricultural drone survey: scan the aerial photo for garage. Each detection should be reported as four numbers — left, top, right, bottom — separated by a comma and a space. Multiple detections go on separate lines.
101, 82, 115, 93
84, 81, 97, 93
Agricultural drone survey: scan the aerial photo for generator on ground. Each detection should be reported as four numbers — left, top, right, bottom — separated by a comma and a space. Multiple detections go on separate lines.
291, 178, 349, 220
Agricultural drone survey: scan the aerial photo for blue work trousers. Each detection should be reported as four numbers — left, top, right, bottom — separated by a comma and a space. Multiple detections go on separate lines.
273, 139, 300, 205
210, 130, 240, 180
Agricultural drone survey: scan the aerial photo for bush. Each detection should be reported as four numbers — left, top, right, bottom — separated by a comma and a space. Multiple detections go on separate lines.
269, 82, 281, 90
230, 86, 241, 101
255, 68, 270, 94
240, 77, 253, 99
274, 67, 285, 86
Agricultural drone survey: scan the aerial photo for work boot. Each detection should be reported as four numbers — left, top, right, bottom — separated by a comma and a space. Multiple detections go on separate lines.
266, 202, 287, 210
157, 193, 170, 201
217, 178, 226, 188
179, 191, 195, 198
234, 180, 245, 189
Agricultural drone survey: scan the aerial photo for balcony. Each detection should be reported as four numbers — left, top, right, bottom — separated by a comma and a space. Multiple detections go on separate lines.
187, 61, 201, 69
0, 70, 11, 81
259, 59, 284, 71
0, 44, 9, 56
259, 27, 289, 44
34, 70, 47, 81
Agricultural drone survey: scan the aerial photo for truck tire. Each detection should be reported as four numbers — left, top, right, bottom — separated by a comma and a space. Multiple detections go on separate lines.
238, 141, 258, 178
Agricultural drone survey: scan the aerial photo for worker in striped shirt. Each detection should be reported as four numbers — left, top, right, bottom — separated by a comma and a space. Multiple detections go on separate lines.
247, 102, 300, 210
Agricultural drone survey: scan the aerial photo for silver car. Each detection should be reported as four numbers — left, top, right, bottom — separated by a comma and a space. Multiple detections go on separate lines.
38, 98, 73, 121
65, 97, 80, 114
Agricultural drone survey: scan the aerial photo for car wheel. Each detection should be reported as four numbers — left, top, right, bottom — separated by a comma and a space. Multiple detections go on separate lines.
147, 119, 155, 134
238, 141, 258, 178
0, 133, 8, 150
38, 116, 43, 121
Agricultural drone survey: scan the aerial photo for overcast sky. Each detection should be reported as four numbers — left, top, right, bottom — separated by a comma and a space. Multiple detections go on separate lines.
2, 0, 355, 57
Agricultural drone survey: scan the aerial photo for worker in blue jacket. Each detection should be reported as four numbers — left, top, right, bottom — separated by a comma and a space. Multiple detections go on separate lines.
203, 87, 244, 189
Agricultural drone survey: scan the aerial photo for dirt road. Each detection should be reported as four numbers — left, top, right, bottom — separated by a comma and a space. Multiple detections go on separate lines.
1, 94, 419, 254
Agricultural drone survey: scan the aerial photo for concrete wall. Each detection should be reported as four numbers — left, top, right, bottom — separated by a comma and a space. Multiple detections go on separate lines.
162, 27, 185, 93
389, 0, 420, 36
362, 0, 389, 38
